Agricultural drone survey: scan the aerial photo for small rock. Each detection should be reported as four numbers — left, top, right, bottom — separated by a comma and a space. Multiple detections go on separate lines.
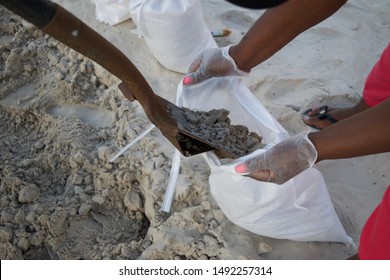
47, 154, 58, 169
121, 246, 134, 258
1, 211, 14, 223
143, 161, 155, 174
90, 74, 98, 85
201, 201, 211, 211
83, 175, 92, 185
79, 203, 92, 216
213, 210, 225, 225
18, 184, 40, 203
72, 173, 83, 185
68, 155, 78, 168
17, 237, 30, 251
123, 172, 134, 182
30, 204, 44, 215
0, 226, 13, 242
74, 186, 84, 195
14, 211, 25, 225
73, 152, 85, 164
92, 195, 105, 205
209, 219, 218, 229
25, 212, 37, 223
24, 64, 33, 73
79, 62, 87, 74
124, 191, 143, 212
97, 146, 112, 161
82, 83, 90, 91
48, 210, 68, 236
257, 242, 272, 255
30, 231, 44, 246
197, 223, 208, 234
20, 159, 35, 168
55, 71, 66, 81
2, 52, 9, 61
33, 140, 45, 151
48, 52, 59, 65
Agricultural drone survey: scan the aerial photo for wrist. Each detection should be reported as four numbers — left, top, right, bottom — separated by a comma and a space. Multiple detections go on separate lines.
229, 44, 252, 73
307, 132, 321, 163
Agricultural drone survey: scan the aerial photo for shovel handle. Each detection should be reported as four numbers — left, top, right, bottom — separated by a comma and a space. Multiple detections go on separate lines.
0, 0, 55, 28
0, 0, 157, 111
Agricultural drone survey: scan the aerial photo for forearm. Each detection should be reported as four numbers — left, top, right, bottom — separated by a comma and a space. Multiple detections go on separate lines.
309, 99, 390, 162
230, 0, 347, 72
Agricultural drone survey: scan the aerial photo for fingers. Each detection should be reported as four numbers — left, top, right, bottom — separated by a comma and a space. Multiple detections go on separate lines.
183, 69, 209, 86
246, 170, 274, 182
187, 57, 202, 73
235, 154, 280, 184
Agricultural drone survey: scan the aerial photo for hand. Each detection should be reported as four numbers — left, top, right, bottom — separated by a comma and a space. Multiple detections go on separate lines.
235, 132, 318, 184
183, 45, 248, 86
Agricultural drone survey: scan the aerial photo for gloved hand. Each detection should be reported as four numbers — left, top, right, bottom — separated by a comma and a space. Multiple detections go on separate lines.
183, 45, 248, 86
235, 132, 318, 185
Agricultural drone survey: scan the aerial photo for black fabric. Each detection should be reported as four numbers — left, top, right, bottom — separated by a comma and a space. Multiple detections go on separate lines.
226, 0, 288, 9
0, 0, 57, 28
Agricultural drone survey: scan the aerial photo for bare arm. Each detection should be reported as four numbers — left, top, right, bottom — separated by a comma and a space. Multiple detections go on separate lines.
230, 0, 348, 72
309, 99, 390, 162
235, 99, 390, 184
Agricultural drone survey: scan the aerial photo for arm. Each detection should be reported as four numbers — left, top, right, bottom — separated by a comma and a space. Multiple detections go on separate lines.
184, 0, 347, 85
235, 99, 390, 184
309, 98, 390, 162
230, 0, 348, 72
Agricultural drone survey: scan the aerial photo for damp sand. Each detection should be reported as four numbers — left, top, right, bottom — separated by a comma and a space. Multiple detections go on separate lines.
170, 106, 264, 158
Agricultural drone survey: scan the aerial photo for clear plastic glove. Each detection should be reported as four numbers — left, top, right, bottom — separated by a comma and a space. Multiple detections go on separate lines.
235, 132, 318, 185
183, 45, 248, 86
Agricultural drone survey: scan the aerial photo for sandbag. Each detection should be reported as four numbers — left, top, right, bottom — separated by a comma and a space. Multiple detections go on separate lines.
129, 0, 217, 73
176, 77, 353, 243
91, 0, 131, 26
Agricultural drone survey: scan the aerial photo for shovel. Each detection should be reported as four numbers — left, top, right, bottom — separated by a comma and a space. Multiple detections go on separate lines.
0, 0, 236, 158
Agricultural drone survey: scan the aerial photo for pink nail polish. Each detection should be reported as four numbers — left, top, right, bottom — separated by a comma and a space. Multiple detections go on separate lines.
235, 164, 247, 173
183, 76, 192, 85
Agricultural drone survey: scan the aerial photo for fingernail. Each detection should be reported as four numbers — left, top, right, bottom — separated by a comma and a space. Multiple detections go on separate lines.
183, 76, 192, 85
235, 164, 247, 173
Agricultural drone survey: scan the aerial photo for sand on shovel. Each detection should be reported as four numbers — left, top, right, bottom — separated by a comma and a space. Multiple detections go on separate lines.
170, 105, 265, 158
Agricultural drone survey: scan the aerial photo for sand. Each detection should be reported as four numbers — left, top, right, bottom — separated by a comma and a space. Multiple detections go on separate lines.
1, 0, 389, 260
171, 106, 264, 158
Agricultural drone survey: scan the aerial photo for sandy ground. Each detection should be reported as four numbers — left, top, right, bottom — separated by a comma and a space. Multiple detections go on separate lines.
0, 0, 389, 260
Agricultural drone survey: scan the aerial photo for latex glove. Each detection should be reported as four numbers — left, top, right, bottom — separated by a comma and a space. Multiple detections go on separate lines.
235, 132, 318, 185
183, 45, 248, 85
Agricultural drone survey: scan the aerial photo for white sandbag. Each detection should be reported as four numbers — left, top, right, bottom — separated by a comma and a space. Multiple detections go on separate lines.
91, 0, 131, 26
129, 0, 217, 73
176, 77, 353, 243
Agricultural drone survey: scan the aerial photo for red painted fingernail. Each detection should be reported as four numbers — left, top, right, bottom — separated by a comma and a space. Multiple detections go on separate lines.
235, 164, 247, 173
183, 76, 192, 85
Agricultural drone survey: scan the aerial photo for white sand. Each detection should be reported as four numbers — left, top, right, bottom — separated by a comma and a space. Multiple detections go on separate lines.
0, 0, 389, 260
